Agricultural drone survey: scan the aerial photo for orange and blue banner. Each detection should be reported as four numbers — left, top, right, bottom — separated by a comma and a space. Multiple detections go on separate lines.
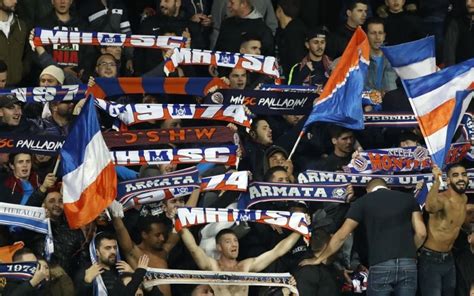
303, 27, 369, 130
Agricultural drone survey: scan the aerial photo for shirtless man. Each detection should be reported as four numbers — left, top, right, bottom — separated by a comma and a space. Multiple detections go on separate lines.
419, 163, 469, 296
109, 201, 176, 296
180, 227, 301, 296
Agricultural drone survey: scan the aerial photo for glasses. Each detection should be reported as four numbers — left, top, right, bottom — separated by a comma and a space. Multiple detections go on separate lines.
97, 61, 117, 67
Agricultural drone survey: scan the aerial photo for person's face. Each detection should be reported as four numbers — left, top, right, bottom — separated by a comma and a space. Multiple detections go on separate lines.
0, 0, 17, 13
332, 132, 354, 155
400, 139, 418, 147
240, 40, 261, 55
160, 0, 179, 17
217, 233, 239, 259
385, 0, 405, 13
283, 115, 303, 126
163, 196, 185, 217
253, 120, 272, 146
142, 223, 169, 251
39, 74, 60, 87
14, 253, 37, 263
97, 239, 118, 267
271, 170, 290, 183
0, 103, 22, 126
34, 154, 52, 163
468, 0, 474, 14
268, 152, 287, 168
53, 101, 74, 118
228, 68, 247, 89
95, 55, 118, 78
38, 259, 50, 281
227, 0, 242, 17
159, 163, 177, 174
447, 166, 468, 194
192, 285, 214, 296
44, 192, 64, 219
347, 3, 368, 26
0, 71, 7, 88
367, 23, 385, 51
306, 37, 326, 58
468, 232, 474, 248
101, 46, 122, 60
52, 0, 72, 15
9, 153, 32, 180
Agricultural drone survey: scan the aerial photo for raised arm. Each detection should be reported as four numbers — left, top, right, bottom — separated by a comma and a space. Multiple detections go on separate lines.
109, 201, 142, 262
412, 211, 427, 249
163, 189, 201, 254
245, 232, 301, 272
179, 227, 217, 270
425, 165, 445, 213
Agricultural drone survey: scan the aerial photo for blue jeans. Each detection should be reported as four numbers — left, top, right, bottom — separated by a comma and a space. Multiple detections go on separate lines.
418, 247, 456, 296
368, 258, 417, 296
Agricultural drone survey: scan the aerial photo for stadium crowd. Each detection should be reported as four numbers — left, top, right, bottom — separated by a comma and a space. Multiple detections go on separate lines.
0, 0, 473, 295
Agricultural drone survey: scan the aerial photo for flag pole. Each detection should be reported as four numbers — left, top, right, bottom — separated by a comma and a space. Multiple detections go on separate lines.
288, 131, 305, 160
52, 155, 61, 176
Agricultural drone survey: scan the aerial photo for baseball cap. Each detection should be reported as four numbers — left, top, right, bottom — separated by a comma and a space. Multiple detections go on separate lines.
0, 94, 21, 108
40, 65, 65, 85
265, 145, 289, 160
306, 26, 329, 41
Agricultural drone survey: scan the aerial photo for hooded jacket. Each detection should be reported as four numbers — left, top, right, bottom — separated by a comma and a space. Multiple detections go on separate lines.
0, 171, 46, 206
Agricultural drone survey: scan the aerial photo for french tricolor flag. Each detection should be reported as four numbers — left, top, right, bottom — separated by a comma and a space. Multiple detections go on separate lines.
60, 97, 117, 229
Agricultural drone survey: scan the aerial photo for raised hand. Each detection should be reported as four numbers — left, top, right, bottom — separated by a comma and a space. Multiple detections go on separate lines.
137, 254, 150, 269
84, 263, 104, 283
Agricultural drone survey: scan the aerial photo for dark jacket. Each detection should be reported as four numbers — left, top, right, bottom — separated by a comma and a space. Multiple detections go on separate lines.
383, 11, 425, 45
215, 10, 274, 56
326, 23, 355, 59
275, 18, 307, 78
134, 13, 205, 75
75, 266, 147, 296
0, 172, 46, 207
444, 16, 474, 66
0, 14, 30, 86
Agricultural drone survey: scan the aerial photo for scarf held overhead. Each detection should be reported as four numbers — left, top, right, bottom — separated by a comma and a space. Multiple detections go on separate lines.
95, 99, 251, 127
0, 133, 64, 155
104, 126, 236, 148
1, 85, 87, 103
111, 145, 238, 166
117, 167, 200, 209
33, 28, 186, 49
175, 207, 309, 238
88, 77, 228, 99
143, 268, 299, 295
237, 182, 349, 209
164, 48, 280, 78
344, 143, 471, 174
205, 89, 314, 115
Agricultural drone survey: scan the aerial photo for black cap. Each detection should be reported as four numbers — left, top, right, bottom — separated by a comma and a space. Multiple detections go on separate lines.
0, 94, 21, 108
265, 145, 289, 160
306, 26, 329, 41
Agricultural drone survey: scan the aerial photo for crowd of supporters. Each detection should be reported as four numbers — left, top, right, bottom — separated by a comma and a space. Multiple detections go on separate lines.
0, 0, 473, 295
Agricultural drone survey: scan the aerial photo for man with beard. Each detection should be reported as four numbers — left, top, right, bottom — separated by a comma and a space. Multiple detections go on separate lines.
109, 203, 174, 296
287, 27, 332, 91
76, 232, 148, 296
419, 163, 469, 296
